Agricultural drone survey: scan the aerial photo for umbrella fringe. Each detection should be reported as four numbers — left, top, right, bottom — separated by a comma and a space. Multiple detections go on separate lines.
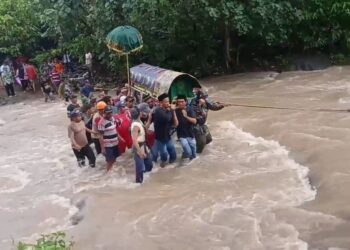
107, 42, 143, 55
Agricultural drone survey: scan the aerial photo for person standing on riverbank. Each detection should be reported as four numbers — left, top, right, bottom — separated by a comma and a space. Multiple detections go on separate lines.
50, 67, 61, 93
40, 79, 54, 102
68, 109, 96, 168
85, 51, 93, 75
63, 50, 72, 73
16, 62, 29, 91
0, 59, 15, 97
80, 80, 94, 99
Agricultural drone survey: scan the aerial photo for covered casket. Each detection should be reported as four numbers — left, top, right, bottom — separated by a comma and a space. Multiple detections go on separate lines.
130, 63, 202, 100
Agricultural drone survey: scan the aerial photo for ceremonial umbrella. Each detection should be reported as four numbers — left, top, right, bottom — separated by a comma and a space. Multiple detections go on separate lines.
106, 26, 143, 92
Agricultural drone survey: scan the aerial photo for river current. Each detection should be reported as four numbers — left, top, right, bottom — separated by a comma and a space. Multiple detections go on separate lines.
1, 67, 350, 249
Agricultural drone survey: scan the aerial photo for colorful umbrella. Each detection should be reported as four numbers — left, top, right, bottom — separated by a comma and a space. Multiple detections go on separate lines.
106, 26, 143, 92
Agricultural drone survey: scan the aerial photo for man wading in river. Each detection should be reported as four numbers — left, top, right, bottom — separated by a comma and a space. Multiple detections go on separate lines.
175, 95, 197, 161
91, 101, 107, 155
130, 108, 153, 183
98, 106, 125, 172
68, 109, 96, 168
190, 87, 224, 153
147, 93, 178, 168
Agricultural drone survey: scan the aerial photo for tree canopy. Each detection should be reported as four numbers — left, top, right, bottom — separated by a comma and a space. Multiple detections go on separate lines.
1, 0, 350, 76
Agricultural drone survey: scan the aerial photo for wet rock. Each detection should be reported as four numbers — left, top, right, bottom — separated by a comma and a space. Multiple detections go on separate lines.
75, 198, 87, 210
70, 213, 84, 226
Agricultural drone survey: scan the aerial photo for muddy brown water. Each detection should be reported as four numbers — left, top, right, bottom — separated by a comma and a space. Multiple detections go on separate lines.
1, 67, 350, 250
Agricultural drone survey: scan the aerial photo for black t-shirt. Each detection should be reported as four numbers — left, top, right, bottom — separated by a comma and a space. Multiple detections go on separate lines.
41, 82, 51, 94
140, 116, 148, 125
152, 107, 174, 143
175, 107, 196, 139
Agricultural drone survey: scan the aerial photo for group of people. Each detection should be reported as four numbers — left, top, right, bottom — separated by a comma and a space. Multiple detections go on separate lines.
67, 86, 224, 183
0, 59, 38, 97
41, 51, 93, 102
1, 51, 93, 101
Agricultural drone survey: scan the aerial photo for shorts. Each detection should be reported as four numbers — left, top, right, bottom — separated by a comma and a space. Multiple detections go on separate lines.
105, 146, 119, 162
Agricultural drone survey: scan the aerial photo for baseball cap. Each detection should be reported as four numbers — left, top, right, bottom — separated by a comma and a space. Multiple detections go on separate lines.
137, 102, 151, 114
116, 101, 126, 109
70, 108, 81, 118
130, 108, 140, 120
120, 96, 127, 103
96, 101, 107, 110
104, 106, 113, 113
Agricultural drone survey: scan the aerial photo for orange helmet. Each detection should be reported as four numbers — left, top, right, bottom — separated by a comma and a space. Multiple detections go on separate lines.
96, 101, 107, 110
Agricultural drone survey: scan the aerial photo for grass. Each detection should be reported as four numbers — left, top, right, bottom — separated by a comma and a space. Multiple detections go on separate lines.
17, 232, 73, 250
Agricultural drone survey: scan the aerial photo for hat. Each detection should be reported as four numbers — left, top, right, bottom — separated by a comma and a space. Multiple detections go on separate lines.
70, 108, 81, 118
104, 106, 113, 114
130, 108, 140, 120
116, 101, 126, 109
96, 101, 107, 110
158, 93, 169, 102
120, 96, 127, 103
137, 102, 151, 114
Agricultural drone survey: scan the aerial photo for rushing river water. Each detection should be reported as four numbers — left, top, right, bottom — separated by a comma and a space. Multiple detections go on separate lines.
2, 67, 350, 250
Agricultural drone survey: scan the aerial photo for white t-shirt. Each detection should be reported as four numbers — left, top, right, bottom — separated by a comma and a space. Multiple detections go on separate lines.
63, 53, 71, 63
131, 121, 145, 143
91, 112, 102, 139
85, 52, 92, 65
0, 65, 11, 77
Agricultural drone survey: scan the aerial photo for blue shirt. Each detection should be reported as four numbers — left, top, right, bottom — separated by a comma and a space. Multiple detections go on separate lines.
81, 85, 94, 98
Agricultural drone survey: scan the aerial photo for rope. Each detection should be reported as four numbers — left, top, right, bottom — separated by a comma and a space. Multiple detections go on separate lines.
222, 103, 350, 113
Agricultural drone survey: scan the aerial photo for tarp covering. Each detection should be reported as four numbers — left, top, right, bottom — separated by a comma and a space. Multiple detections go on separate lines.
130, 63, 201, 99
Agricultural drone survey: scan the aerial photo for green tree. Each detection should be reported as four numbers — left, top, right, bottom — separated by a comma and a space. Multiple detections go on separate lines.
0, 0, 40, 56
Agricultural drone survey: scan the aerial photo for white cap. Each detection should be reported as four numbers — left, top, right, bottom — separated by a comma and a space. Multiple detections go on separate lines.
120, 96, 127, 103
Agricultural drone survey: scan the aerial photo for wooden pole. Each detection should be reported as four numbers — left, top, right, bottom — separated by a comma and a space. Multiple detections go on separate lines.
126, 54, 131, 95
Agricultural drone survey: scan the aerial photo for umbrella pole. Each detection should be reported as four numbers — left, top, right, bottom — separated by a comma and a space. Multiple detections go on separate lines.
126, 54, 131, 95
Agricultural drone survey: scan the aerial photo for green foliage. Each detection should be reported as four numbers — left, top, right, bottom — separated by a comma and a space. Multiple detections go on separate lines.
1, 0, 350, 74
17, 232, 73, 250
31, 49, 61, 66
0, 0, 40, 56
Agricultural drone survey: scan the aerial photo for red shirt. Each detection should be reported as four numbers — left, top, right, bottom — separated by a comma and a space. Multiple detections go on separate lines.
26, 65, 38, 80
114, 112, 133, 153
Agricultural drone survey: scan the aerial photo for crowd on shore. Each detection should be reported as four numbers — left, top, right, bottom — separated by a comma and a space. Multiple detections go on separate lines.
0, 51, 92, 101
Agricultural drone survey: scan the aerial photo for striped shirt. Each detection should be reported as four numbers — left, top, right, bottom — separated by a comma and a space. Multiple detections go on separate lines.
98, 117, 119, 147
51, 72, 61, 85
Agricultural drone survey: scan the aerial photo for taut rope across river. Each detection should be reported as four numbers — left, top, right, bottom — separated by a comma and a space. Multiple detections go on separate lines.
221, 102, 350, 113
